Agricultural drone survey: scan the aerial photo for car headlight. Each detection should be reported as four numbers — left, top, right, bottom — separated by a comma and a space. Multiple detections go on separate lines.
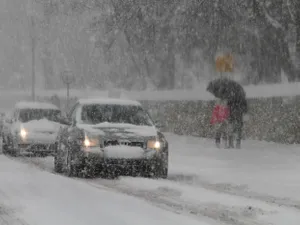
83, 132, 100, 148
20, 128, 27, 139
147, 139, 161, 150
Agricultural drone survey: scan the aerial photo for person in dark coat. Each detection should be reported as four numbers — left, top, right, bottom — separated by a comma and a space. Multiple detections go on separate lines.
227, 97, 248, 149
207, 78, 248, 148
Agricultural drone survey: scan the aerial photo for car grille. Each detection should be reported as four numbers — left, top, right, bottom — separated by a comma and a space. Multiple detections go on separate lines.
104, 140, 144, 148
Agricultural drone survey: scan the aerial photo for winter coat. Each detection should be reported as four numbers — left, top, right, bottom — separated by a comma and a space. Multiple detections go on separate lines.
210, 100, 230, 125
227, 98, 248, 123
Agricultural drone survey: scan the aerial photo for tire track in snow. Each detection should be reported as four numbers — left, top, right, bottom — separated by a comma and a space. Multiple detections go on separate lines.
168, 173, 300, 210
15, 155, 300, 211
8, 156, 270, 225
0, 198, 29, 225
87, 181, 271, 225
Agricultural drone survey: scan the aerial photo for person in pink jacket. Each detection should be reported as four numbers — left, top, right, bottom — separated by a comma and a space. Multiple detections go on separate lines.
210, 98, 230, 148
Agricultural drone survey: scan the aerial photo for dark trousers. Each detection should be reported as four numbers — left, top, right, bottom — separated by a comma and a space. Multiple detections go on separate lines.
228, 120, 243, 148
215, 122, 228, 148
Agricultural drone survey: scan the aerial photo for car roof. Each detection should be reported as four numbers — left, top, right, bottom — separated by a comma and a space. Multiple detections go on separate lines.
78, 98, 141, 106
15, 101, 59, 110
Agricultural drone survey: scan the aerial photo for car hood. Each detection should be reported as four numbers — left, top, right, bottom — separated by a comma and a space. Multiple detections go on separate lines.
77, 122, 157, 139
21, 118, 64, 134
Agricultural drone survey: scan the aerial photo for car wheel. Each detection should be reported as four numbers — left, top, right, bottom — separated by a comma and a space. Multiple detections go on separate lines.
78, 165, 93, 178
78, 159, 98, 179
151, 162, 168, 179
156, 164, 168, 179
152, 153, 168, 179
54, 142, 63, 173
145, 162, 167, 179
11, 149, 21, 157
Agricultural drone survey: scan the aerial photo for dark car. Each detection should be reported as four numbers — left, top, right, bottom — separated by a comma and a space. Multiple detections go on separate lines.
54, 98, 168, 178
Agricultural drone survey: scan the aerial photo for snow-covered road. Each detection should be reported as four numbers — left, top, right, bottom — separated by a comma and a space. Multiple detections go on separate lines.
2, 133, 300, 225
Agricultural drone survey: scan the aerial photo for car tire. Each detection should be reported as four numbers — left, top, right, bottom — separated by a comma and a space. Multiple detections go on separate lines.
78, 158, 100, 179
78, 164, 93, 178
152, 162, 168, 179
142, 162, 167, 179
152, 153, 169, 179
11, 149, 21, 157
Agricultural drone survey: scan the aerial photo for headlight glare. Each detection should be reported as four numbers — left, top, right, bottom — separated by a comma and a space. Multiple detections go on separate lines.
83, 133, 100, 148
147, 140, 161, 150
84, 138, 91, 147
20, 128, 27, 139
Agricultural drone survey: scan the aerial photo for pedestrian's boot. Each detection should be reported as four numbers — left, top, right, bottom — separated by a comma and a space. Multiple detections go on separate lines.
228, 136, 234, 148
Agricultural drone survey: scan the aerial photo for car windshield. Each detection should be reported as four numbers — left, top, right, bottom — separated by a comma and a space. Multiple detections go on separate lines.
81, 104, 154, 126
19, 108, 61, 123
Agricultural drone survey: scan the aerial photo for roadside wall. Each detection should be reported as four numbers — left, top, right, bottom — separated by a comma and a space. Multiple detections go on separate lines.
41, 94, 300, 144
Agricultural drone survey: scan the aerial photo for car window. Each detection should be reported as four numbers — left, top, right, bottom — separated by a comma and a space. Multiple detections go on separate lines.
81, 104, 154, 126
18, 109, 61, 123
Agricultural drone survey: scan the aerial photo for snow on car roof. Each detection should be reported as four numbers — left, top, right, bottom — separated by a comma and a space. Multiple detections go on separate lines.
78, 98, 141, 106
15, 101, 59, 110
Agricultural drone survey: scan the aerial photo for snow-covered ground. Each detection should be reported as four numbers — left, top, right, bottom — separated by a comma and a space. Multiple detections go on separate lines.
0, 153, 204, 225
4, 133, 300, 225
